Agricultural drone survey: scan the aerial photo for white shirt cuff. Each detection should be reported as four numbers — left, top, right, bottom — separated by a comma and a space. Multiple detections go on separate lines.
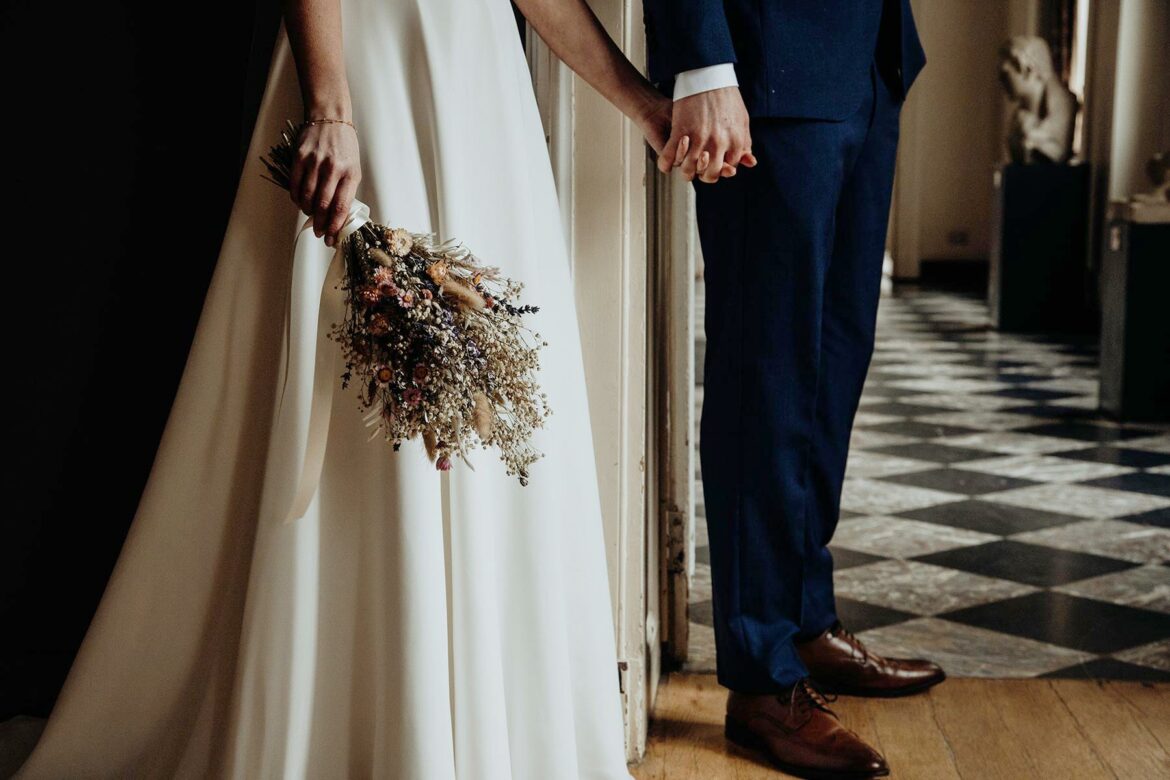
672, 63, 739, 101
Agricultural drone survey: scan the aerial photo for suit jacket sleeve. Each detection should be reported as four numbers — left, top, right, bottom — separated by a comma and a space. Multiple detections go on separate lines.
643, 0, 736, 84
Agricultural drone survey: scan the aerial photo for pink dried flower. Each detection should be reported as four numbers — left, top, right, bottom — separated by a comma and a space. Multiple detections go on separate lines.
403, 386, 422, 406
398, 291, 415, 308
375, 365, 393, 385
436, 455, 452, 471
412, 364, 429, 383
373, 268, 399, 297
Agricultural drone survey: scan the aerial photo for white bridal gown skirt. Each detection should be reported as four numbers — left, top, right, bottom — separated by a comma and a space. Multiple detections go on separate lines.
15, 1, 631, 777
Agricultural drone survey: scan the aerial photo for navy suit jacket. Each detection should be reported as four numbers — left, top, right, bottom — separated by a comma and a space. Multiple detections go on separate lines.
643, 0, 927, 120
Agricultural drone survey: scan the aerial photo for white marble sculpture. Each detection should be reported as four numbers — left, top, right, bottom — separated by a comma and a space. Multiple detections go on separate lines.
998, 36, 1078, 164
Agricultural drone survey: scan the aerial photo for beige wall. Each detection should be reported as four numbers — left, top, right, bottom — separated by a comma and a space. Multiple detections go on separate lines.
892, 0, 1010, 277
1007, 0, 1043, 38
1107, 0, 1170, 200
1083, 0, 1169, 275
894, 0, 1169, 279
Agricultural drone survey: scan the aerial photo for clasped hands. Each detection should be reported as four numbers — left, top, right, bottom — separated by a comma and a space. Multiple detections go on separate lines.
291, 84, 757, 249
637, 86, 757, 183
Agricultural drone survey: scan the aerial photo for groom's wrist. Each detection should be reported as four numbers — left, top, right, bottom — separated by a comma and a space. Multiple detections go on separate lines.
672, 63, 738, 102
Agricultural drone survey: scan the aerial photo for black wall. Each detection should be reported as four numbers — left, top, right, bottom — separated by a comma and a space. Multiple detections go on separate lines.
1, 0, 278, 718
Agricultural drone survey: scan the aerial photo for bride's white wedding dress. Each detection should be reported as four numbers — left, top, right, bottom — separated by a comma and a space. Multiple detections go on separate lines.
15, 1, 631, 778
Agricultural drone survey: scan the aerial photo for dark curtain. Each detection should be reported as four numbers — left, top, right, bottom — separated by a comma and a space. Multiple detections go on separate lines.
1, 0, 276, 719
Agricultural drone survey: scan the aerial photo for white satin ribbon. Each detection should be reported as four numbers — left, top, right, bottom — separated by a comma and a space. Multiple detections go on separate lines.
278, 199, 371, 524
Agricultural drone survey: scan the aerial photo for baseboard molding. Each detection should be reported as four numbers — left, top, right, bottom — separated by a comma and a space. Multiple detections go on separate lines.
908, 258, 990, 292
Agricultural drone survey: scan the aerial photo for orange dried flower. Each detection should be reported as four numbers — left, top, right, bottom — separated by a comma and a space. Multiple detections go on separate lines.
369, 314, 391, 336
427, 261, 449, 284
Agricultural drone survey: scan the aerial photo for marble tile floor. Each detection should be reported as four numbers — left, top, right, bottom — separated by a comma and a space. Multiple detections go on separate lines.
686, 283, 1170, 681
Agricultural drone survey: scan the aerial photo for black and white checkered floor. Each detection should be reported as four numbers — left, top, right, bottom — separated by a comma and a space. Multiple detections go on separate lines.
688, 283, 1170, 681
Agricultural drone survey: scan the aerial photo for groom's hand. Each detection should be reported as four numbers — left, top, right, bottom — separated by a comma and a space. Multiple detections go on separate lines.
658, 86, 756, 183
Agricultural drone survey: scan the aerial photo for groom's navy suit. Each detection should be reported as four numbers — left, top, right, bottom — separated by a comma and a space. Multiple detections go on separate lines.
644, 0, 925, 693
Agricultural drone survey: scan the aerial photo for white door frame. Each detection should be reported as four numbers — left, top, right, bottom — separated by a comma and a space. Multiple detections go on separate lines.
651, 171, 698, 666
526, 0, 657, 759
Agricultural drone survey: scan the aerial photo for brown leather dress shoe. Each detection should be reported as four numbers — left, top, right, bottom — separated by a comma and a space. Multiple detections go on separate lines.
797, 621, 946, 697
725, 679, 889, 779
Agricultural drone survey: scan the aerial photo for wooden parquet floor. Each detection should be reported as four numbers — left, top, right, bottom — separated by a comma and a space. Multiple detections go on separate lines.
632, 673, 1170, 779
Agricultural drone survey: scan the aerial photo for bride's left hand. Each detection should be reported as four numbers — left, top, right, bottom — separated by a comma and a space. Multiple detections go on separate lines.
288, 120, 362, 248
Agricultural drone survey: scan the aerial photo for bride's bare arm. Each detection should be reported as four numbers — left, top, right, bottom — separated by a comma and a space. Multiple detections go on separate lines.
513, 0, 672, 154
282, 0, 362, 247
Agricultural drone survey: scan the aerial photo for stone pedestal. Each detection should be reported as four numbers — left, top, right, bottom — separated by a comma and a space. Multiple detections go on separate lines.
988, 162, 1092, 331
1099, 203, 1170, 422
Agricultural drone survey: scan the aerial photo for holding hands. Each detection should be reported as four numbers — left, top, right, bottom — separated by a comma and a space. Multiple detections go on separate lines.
509, 0, 753, 186
657, 86, 757, 183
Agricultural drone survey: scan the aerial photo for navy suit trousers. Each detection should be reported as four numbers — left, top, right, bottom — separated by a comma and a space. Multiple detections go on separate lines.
694, 59, 902, 692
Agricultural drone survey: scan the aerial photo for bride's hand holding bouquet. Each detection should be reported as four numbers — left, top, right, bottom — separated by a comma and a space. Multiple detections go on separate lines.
285, 115, 362, 249
263, 116, 552, 524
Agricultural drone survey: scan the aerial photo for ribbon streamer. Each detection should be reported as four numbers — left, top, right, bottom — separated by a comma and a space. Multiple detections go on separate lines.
278, 199, 370, 524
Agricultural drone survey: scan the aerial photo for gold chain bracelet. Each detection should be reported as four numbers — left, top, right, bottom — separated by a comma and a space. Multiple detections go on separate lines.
301, 117, 355, 130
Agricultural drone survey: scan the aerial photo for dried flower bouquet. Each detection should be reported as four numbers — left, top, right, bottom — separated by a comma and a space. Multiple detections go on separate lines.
262, 120, 550, 485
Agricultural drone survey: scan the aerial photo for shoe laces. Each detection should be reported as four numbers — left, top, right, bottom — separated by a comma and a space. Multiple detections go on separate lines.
783, 677, 839, 725
833, 622, 874, 666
